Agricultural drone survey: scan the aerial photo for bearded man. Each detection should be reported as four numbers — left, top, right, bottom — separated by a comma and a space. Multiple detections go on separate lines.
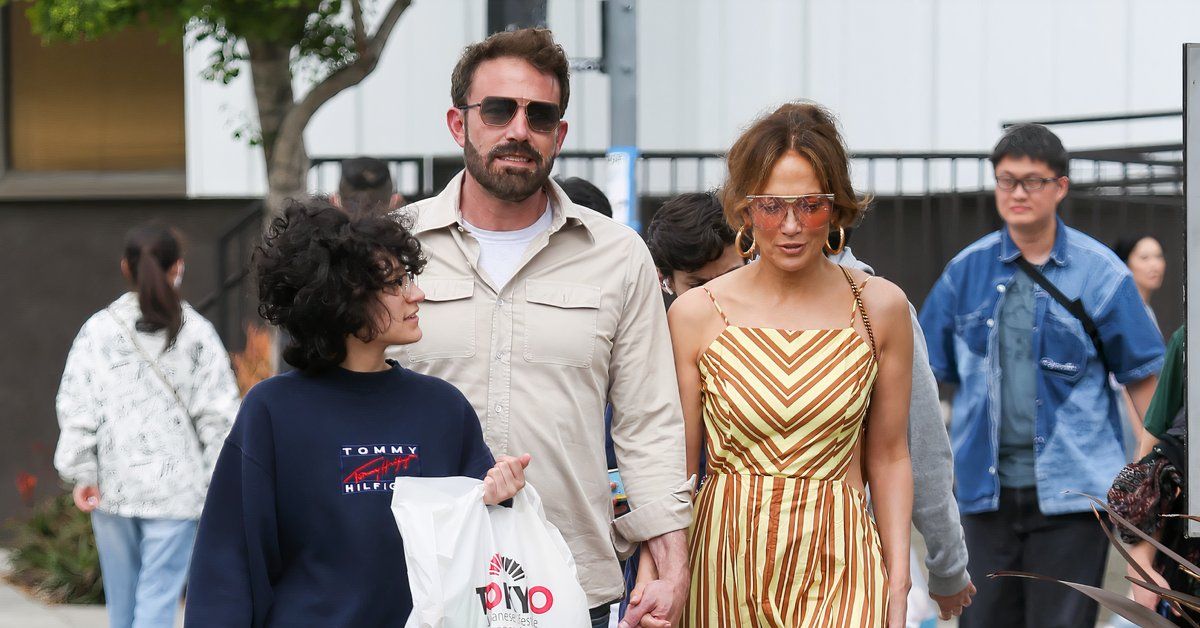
391, 28, 692, 628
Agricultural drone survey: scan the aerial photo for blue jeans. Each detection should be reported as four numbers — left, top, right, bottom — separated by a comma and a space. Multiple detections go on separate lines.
91, 511, 197, 628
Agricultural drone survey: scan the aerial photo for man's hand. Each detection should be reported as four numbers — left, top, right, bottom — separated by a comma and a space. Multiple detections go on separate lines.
619, 579, 676, 628
72, 485, 100, 513
930, 580, 976, 620
619, 530, 689, 628
482, 454, 532, 505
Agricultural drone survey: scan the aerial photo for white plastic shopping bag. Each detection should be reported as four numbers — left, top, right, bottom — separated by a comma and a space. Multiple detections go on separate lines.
391, 476, 590, 628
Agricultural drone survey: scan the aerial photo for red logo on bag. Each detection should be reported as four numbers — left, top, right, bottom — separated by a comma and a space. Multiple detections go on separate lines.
475, 553, 555, 615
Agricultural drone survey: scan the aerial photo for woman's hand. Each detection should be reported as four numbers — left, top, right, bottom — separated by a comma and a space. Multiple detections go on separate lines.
887, 588, 909, 628
72, 485, 100, 513
1130, 563, 1172, 612
482, 454, 532, 505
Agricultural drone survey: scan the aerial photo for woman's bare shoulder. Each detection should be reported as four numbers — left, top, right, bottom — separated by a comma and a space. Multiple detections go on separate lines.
854, 273, 905, 305
668, 284, 720, 328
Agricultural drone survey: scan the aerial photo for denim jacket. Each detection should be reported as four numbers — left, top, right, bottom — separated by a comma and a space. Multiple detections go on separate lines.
919, 218, 1164, 515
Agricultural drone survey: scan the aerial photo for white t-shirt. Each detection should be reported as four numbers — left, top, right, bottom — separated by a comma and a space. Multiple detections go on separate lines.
462, 203, 553, 287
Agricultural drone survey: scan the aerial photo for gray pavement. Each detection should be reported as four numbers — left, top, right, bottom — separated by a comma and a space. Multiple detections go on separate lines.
0, 541, 1136, 628
0, 549, 110, 628
0, 580, 107, 628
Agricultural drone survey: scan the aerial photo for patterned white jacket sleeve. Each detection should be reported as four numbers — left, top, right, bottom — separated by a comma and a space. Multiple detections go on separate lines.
54, 317, 105, 487
54, 293, 241, 520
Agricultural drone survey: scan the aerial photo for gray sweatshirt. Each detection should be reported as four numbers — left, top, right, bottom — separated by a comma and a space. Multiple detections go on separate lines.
833, 248, 971, 596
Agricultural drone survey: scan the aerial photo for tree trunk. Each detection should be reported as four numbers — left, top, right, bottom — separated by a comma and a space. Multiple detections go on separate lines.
246, 39, 309, 215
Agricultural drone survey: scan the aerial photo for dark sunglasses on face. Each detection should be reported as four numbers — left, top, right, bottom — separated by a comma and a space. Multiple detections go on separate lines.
744, 194, 835, 230
457, 96, 562, 133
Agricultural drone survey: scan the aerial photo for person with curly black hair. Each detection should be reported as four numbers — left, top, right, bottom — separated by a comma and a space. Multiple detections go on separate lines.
185, 198, 531, 627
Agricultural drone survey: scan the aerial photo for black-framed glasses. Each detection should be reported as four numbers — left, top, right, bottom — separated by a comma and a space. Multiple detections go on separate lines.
995, 175, 1062, 193
457, 96, 562, 133
382, 271, 418, 297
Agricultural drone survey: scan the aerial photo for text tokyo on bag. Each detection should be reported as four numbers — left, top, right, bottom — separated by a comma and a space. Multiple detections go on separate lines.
391, 476, 591, 628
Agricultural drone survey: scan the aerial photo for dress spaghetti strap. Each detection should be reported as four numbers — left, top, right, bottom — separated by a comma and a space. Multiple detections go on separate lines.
701, 287, 731, 327
839, 266, 877, 360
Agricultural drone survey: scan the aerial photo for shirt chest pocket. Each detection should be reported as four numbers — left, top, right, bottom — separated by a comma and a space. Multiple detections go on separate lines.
954, 309, 991, 358
406, 278, 476, 361
1038, 311, 1089, 383
523, 279, 601, 368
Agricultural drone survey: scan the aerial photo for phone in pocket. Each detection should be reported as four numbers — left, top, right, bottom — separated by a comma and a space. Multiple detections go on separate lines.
608, 468, 628, 506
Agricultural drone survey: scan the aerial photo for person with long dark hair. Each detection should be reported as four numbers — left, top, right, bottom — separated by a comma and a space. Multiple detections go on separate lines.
184, 199, 530, 627
1112, 234, 1166, 332
55, 222, 240, 628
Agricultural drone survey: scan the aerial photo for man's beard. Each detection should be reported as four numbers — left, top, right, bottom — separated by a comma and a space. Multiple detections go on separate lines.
463, 125, 555, 202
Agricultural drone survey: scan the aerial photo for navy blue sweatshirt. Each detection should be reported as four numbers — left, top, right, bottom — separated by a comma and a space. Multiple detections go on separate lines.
185, 362, 494, 627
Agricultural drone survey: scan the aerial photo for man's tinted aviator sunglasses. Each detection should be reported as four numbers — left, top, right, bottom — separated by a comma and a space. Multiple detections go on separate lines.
457, 97, 563, 133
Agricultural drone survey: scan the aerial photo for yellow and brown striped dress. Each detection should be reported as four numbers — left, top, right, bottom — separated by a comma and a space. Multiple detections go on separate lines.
684, 268, 888, 627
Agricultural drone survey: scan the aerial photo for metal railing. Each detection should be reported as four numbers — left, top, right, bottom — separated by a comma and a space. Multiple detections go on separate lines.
174, 143, 1162, 347
195, 200, 263, 346
309, 146, 1184, 201
309, 156, 430, 200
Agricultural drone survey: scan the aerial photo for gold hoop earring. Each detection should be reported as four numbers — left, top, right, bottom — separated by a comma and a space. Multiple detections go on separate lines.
735, 225, 757, 259
824, 226, 846, 256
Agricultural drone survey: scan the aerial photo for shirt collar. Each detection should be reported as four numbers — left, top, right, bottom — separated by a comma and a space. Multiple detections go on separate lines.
999, 215, 1069, 266
414, 170, 591, 238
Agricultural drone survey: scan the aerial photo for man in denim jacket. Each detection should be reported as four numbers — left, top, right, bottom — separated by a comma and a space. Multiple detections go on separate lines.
919, 124, 1164, 628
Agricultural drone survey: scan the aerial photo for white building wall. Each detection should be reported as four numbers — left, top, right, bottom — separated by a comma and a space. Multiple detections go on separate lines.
185, 0, 1200, 197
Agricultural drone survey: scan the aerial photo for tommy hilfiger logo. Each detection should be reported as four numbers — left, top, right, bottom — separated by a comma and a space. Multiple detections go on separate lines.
340, 444, 420, 494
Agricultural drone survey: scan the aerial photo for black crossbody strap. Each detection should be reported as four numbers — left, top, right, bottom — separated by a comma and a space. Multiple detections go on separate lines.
1013, 256, 1109, 369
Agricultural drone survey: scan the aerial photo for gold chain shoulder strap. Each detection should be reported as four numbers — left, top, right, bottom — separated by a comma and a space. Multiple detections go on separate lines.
839, 267, 877, 360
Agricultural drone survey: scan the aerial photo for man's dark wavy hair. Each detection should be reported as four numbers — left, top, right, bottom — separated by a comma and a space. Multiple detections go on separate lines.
255, 198, 425, 374
646, 191, 735, 277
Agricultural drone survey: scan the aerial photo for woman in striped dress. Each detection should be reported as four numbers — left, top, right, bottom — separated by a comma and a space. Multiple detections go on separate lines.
646, 102, 914, 627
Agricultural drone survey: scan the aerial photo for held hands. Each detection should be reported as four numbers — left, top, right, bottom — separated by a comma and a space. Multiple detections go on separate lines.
930, 580, 976, 620
72, 485, 100, 513
482, 454, 532, 505
620, 579, 681, 628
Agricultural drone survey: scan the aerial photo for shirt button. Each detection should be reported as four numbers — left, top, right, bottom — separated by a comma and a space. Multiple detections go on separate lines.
1035, 398, 1043, 406
456, 226, 465, 232
988, 466, 997, 475
494, 404, 502, 413
496, 299, 504, 307
986, 319, 995, 328
997, 284, 1006, 293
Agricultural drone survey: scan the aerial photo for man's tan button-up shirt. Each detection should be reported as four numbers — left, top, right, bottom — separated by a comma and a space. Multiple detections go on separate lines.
391, 172, 692, 606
